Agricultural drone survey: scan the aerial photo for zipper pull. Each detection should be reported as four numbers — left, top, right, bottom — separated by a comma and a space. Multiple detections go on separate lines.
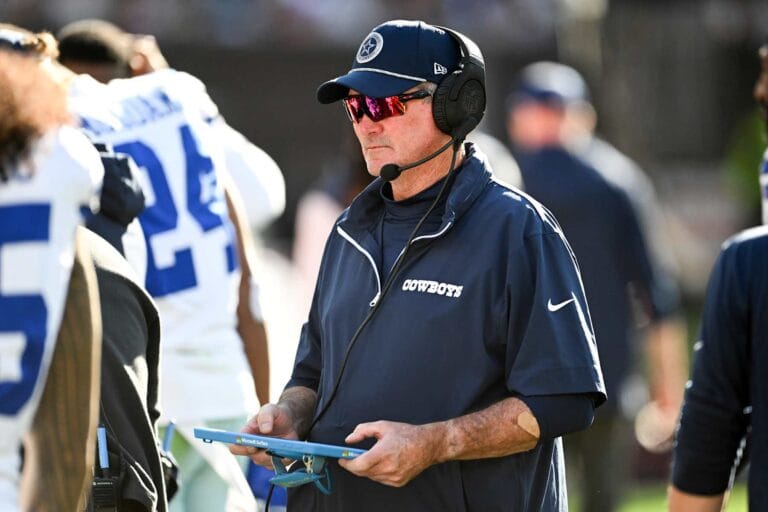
369, 292, 381, 307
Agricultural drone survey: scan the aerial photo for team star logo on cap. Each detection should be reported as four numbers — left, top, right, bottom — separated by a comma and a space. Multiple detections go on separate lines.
356, 32, 383, 63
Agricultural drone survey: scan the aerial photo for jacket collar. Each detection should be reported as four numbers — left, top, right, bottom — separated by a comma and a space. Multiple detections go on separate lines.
338, 142, 491, 240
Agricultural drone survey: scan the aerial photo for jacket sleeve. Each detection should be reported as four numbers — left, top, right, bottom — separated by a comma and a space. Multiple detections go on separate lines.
672, 241, 751, 494
504, 222, 606, 406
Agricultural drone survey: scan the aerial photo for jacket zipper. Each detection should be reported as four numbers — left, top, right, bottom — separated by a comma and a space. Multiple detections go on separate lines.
338, 221, 454, 307
387, 221, 454, 276
336, 226, 382, 306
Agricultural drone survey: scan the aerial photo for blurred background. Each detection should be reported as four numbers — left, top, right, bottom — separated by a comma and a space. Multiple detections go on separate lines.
7, 0, 766, 509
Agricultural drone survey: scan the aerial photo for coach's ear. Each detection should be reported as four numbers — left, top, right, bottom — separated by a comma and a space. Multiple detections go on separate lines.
130, 34, 168, 76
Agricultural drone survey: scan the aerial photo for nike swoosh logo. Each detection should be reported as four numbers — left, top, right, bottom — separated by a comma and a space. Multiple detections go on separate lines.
547, 297, 575, 312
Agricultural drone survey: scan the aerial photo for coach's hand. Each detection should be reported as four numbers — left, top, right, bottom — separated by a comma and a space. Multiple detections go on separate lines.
339, 421, 444, 487
229, 403, 299, 468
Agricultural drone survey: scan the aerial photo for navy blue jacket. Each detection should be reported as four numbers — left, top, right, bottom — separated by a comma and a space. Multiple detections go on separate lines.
672, 226, 768, 508
286, 144, 605, 511
517, 147, 673, 412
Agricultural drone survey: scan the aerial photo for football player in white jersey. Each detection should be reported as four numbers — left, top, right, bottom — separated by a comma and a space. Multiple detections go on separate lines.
0, 20, 271, 511
0, 40, 103, 511
71, 73, 264, 512
57, 18, 287, 232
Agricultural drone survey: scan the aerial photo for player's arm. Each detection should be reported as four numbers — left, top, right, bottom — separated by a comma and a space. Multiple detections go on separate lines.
645, 318, 688, 410
668, 486, 725, 512
224, 180, 270, 405
21, 229, 102, 511
636, 316, 688, 450
214, 120, 286, 230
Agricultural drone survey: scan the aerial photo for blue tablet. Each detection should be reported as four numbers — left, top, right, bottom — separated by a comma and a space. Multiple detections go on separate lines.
193, 427, 366, 460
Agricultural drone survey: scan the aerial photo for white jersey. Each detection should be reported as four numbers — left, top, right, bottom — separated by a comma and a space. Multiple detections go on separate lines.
0, 127, 102, 510
69, 70, 257, 422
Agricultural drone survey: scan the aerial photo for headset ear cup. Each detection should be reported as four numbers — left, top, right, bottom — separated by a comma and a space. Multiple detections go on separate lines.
431, 26, 487, 138
432, 74, 456, 135
433, 70, 486, 137
452, 74, 486, 135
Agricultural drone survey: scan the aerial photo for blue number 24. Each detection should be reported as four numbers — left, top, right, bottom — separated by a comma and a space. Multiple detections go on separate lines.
116, 125, 237, 298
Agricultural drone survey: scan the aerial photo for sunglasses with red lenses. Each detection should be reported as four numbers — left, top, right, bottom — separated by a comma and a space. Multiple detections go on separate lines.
342, 90, 431, 123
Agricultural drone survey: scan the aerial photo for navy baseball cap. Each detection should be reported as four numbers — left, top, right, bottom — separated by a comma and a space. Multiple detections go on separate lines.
316, 20, 460, 103
508, 61, 591, 109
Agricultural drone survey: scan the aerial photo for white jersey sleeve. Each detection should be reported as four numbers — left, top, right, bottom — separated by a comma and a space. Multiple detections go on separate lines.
0, 126, 102, 510
212, 120, 286, 230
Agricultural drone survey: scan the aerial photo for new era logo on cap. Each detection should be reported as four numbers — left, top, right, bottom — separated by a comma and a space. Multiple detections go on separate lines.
434, 62, 447, 75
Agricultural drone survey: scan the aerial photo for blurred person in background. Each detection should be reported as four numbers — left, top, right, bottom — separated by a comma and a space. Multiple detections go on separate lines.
0, 38, 103, 511
552, 61, 692, 459
34, 18, 273, 512
56, 18, 286, 236
667, 41, 768, 512
507, 61, 688, 512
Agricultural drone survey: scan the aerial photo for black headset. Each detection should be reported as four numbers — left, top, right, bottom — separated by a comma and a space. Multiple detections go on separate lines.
431, 26, 487, 139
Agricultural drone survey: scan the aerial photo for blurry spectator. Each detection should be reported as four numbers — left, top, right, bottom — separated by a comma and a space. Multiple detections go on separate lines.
559, 65, 682, 283
507, 61, 688, 512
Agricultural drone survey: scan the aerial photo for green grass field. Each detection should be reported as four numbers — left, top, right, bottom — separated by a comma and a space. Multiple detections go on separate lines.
568, 482, 748, 512
620, 483, 747, 512
568, 483, 748, 512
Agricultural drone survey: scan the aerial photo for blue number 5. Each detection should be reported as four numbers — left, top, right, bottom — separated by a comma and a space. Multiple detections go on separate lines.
0, 204, 50, 415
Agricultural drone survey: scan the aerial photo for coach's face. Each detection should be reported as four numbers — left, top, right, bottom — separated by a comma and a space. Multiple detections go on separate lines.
756, 45, 768, 128
348, 87, 447, 177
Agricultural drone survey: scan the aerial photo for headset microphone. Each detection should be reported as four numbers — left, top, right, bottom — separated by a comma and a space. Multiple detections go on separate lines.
379, 137, 456, 182
379, 163, 402, 182
379, 117, 477, 183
